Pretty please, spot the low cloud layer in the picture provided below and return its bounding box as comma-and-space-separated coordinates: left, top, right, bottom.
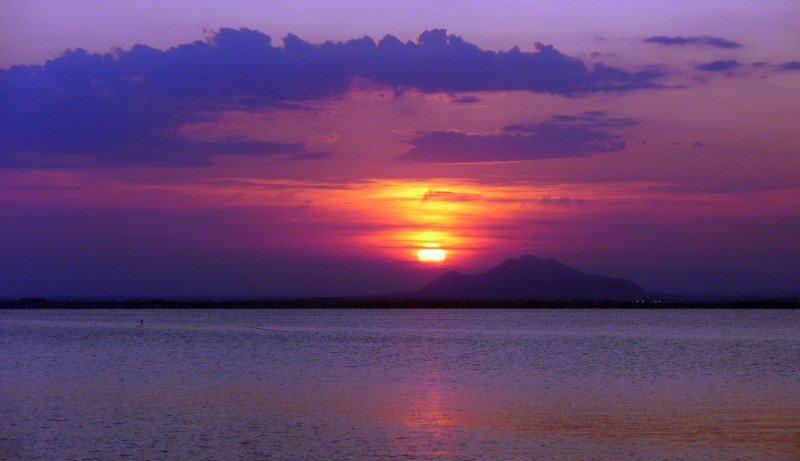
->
696, 60, 741, 72
397, 111, 631, 163
643, 36, 742, 49
0, 28, 663, 166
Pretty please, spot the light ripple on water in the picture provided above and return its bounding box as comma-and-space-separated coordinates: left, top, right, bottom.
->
1, 308, 798, 460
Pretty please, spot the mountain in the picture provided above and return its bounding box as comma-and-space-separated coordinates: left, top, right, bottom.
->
409, 255, 649, 300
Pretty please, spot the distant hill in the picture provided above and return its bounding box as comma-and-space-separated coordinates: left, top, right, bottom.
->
408, 255, 649, 300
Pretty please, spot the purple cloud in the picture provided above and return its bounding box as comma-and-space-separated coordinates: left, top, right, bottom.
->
546, 110, 637, 128
0, 28, 663, 166
452, 95, 480, 103
540, 196, 588, 206
644, 36, 743, 49
397, 112, 630, 163
779, 61, 800, 71
695, 60, 741, 72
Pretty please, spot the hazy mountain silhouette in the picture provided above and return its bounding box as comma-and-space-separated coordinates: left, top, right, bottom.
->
409, 255, 649, 300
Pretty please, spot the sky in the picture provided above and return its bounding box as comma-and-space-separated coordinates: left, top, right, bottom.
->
1, 0, 799, 298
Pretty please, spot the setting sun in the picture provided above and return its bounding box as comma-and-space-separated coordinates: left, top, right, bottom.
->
417, 243, 446, 263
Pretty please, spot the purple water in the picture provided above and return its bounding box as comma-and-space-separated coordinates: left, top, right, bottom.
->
2, 308, 798, 460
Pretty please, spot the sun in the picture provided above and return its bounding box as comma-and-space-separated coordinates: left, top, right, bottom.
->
417, 243, 446, 263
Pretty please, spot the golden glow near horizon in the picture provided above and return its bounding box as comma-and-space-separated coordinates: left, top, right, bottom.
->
357, 180, 498, 263
417, 243, 446, 263
126, 176, 614, 264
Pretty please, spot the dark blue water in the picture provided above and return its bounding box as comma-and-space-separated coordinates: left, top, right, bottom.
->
2, 308, 798, 460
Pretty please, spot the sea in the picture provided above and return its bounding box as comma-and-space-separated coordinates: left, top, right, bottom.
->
1, 308, 798, 460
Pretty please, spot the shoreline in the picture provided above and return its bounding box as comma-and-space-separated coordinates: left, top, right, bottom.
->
2, 297, 798, 309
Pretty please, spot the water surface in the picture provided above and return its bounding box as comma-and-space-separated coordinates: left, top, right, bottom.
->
1, 308, 798, 460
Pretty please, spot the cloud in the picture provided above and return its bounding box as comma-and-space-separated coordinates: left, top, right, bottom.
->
695, 60, 741, 72
308, 132, 341, 145
0, 137, 307, 167
540, 196, 588, 206
368, 30, 662, 94
643, 36, 742, 49
397, 111, 630, 163
1, 28, 663, 166
779, 61, 800, 71
421, 189, 481, 202
546, 110, 637, 128
452, 95, 480, 103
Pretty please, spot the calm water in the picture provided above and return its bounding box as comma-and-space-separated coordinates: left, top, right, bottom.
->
1, 308, 798, 460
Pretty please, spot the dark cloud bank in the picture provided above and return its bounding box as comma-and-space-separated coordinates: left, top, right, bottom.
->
398, 111, 634, 163
0, 28, 662, 165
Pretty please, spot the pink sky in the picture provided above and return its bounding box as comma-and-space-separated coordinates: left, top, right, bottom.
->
1, 1, 799, 297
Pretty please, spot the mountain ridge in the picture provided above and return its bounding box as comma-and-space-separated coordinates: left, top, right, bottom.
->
408, 254, 649, 300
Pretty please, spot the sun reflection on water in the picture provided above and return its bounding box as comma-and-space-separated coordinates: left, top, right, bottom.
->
401, 385, 457, 436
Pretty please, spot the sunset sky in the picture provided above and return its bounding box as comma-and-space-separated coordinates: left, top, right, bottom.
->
2, 1, 799, 298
